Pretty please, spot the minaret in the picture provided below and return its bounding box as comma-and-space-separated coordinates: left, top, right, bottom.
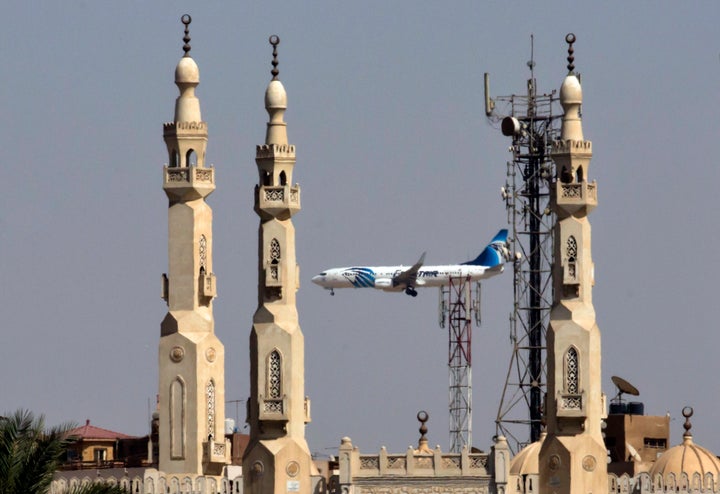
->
539, 34, 607, 494
243, 36, 313, 494
158, 15, 230, 476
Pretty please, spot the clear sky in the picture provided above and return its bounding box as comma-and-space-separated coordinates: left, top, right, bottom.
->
1, 2, 718, 458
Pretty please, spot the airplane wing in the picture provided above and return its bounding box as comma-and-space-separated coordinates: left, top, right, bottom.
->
392, 252, 426, 289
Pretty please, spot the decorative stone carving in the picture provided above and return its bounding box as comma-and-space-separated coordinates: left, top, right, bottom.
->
252, 460, 264, 478
170, 346, 185, 362
286, 461, 300, 477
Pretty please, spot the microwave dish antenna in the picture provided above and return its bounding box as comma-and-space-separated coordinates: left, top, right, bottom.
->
611, 375, 640, 400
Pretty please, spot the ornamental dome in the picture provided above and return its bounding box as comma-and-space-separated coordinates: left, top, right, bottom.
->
175, 56, 200, 85
510, 432, 546, 476
265, 79, 287, 110
559, 75, 582, 106
649, 408, 720, 489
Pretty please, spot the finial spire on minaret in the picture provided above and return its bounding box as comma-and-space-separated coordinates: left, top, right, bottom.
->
682, 406, 694, 439
565, 33, 576, 74
559, 33, 583, 141
181, 14, 192, 57
264, 34, 288, 145
269, 35, 280, 80
415, 411, 432, 454
173, 15, 201, 123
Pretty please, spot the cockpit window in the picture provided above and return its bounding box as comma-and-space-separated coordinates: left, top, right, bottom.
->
319, 272, 327, 276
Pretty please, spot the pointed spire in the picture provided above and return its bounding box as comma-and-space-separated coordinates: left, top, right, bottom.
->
565, 33, 576, 74
182, 14, 192, 57
682, 406, 694, 441
264, 34, 288, 145
270, 35, 280, 80
414, 411, 432, 454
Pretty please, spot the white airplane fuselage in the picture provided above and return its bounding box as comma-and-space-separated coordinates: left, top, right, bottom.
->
312, 229, 509, 296
312, 263, 503, 292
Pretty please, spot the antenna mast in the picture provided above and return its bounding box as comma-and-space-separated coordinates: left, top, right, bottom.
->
439, 278, 481, 452
486, 35, 561, 452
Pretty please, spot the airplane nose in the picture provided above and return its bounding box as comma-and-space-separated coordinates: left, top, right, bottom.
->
311, 274, 323, 285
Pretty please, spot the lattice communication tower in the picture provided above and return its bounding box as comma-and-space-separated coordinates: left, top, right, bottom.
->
484, 44, 562, 452
439, 277, 481, 453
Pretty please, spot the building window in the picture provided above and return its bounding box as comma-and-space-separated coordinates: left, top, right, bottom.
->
565, 347, 579, 394
270, 239, 281, 264
268, 350, 282, 399
566, 236, 577, 262
93, 448, 107, 463
207, 379, 216, 440
644, 438, 667, 449
199, 235, 207, 272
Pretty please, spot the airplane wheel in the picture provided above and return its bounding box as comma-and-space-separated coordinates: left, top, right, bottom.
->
411, 290, 418, 297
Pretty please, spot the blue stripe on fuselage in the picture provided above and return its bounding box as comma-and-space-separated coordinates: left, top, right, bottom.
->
343, 267, 376, 288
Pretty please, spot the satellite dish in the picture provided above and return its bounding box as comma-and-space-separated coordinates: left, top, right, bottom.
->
612, 375, 640, 397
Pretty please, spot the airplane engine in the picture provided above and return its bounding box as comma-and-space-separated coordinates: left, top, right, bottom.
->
374, 278, 392, 289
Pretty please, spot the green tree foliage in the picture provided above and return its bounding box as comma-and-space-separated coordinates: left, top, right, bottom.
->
0, 410, 127, 494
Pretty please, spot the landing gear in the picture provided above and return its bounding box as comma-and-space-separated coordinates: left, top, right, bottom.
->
405, 287, 418, 297
330, 289, 335, 296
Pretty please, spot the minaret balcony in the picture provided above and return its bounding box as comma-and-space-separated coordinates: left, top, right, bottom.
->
163, 165, 215, 201
258, 394, 288, 422
200, 273, 217, 299
255, 184, 301, 219
556, 392, 586, 418
554, 180, 597, 214
202, 438, 231, 468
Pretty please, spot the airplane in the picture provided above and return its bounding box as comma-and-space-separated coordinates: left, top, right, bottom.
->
311, 229, 510, 297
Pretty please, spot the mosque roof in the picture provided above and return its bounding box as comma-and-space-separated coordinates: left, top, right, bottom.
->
65, 419, 136, 441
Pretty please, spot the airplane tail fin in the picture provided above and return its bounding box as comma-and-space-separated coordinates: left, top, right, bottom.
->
462, 229, 509, 267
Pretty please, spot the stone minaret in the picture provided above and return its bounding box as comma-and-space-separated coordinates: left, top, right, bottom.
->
243, 36, 313, 494
158, 15, 230, 476
539, 34, 607, 494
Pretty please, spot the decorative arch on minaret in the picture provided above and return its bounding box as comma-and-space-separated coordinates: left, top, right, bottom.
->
564, 346, 579, 394
565, 235, 578, 283
170, 149, 180, 168
560, 166, 572, 184
186, 149, 197, 166
170, 376, 186, 459
267, 349, 283, 399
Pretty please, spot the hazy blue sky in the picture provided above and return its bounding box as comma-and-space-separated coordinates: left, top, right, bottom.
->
1, 2, 719, 458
